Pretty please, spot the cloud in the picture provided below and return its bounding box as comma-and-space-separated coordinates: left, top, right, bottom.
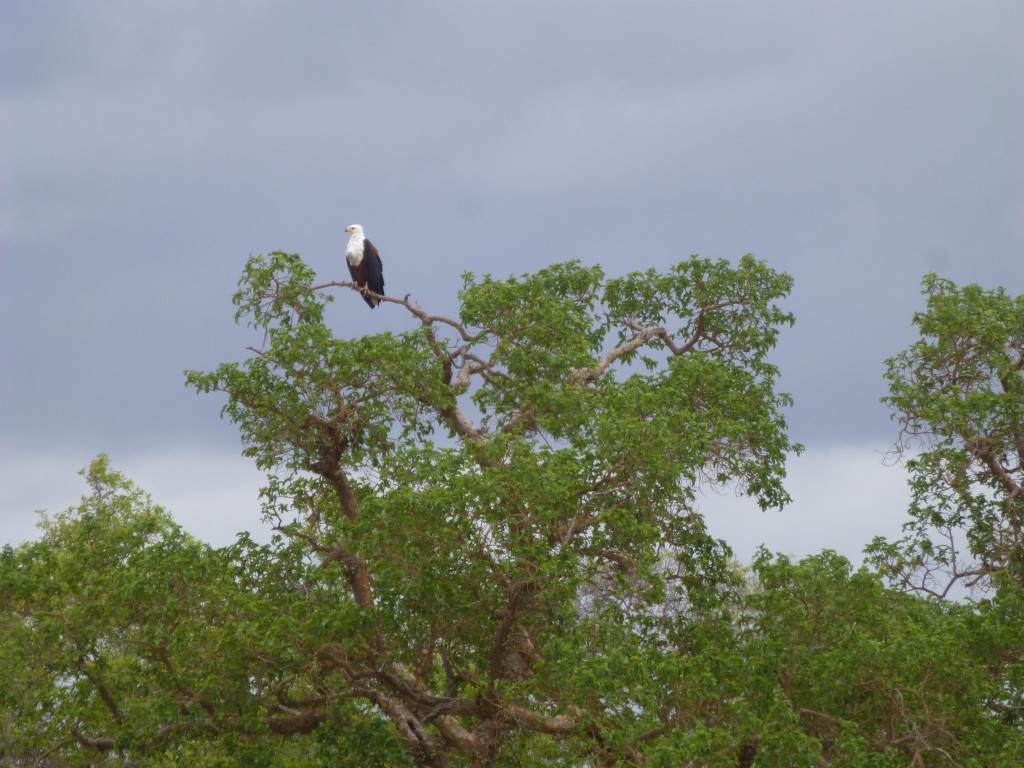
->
0, 444, 267, 549
2, 2, 1019, 541
701, 442, 911, 565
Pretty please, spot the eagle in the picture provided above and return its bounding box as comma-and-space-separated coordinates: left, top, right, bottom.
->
344, 224, 385, 308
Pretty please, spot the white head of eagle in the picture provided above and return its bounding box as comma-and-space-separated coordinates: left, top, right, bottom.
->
345, 224, 385, 309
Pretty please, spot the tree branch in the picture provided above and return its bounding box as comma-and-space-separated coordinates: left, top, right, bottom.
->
73, 730, 116, 751
267, 710, 332, 736
573, 300, 739, 383
77, 661, 125, 724
573, 323, 668, 383
312, 280, 478, 342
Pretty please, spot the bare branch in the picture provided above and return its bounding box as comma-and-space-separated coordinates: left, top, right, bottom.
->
573, 323, 668, 383
573, 300, 741, 383
386, 663, 481, 756
503, 704, 578, 735
73, 730, 116, 751
312, 280, 478, 342
267, 710, 332, 736
319, 281, 489, 443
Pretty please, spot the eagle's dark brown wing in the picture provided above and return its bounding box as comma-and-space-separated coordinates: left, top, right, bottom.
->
359, 238, 385, 308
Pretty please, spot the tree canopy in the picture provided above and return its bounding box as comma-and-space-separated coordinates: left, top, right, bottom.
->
870, 275, 1024, 596
2, 259, 1022, 767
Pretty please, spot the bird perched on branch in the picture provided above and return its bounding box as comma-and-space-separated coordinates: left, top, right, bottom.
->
345, 224, 385, 308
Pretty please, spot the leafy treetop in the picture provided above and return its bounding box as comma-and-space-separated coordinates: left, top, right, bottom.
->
871, 275, 1024, 597
182, 252, 799, 764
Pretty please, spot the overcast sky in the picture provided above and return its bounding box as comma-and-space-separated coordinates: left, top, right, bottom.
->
2, 2, 1021, 561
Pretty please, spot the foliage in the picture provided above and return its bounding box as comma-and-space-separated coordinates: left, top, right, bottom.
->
4, 259, 1024, 765
869, 275, 1024, 596
0, 456, 411, 767
745, 550, 1024, 767
181, 252, 800, 765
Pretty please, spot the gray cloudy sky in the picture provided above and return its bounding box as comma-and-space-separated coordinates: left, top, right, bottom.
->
2, 2, 1021, 556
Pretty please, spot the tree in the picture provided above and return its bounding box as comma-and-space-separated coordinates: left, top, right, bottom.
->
180, 252, 799, 765
7, 468, 1022, 766
4, 260, 1024, 765
869, 275, 1024, 597
743, 549, 1024, 767
0, 456, 414, 767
